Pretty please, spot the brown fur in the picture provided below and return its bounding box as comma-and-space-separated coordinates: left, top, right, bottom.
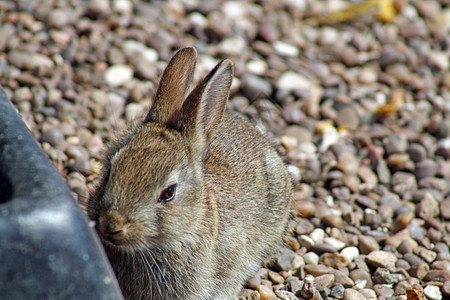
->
87, 47, 292, 300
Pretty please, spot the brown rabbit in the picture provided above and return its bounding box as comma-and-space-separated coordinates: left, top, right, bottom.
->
87, 47, 292, 300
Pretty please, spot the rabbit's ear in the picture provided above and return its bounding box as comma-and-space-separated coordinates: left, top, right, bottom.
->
176, 58, 234, 149
144, 47, 197, 126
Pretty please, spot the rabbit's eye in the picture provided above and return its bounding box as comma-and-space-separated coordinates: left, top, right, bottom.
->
159, 184, 176, 202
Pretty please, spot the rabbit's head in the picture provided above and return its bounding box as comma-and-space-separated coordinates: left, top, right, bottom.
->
88, 47, 234, 252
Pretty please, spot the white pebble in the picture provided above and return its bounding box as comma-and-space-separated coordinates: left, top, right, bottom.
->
123, 40, 158, 63
188, 12, 207, 27
303, 252, 319, 265
273, 41, 299, 57
340, 247, 360, 262
104, 64, 133, 87
324, 237, 346, 251
217, 36, 246, 56
298, 235, 315, 248
112, 0, 133, 14
423, 285, 442, 300
246, 60, 267, 75
319, 125, 339, 152
287, 164, 301, 183
222, 1, 246, 18
310, 228, 325, 244
277, 71, 313, 91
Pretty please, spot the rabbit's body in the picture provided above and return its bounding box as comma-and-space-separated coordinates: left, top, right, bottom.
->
88, 48, 292, 300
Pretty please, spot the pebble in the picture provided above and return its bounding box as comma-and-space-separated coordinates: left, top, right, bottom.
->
372, 284, 394, 298
414, 159, 437, 180
257, 285, 276, 300
358, 236, 380, 254
424, 270, 450, 283
366, 251, 397, 272
104, 64, 133, 86
273, 41, 299, 58
309, 228, 325, 244
321, 215, 344, 228
323, 237, 346, 251
350, 269, 373, 288
407, 143, 427, 162
343, 288, 368, 300
241, 74, 273, 100
336, 106, 359, 130
417, 192, 440, 219
40, 128, 65, 148
423, 285, 443, 300
408, 263, 430, 280
330, 285, 345, 298
277, 71, 314, 91
340, 247, 359, 263
337, 152, 359, 175
320, 253, 349, 268
303, 252, 320, 265
314, 274, 335, 290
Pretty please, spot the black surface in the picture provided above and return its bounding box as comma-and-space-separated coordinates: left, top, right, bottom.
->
0, 86, 123, 299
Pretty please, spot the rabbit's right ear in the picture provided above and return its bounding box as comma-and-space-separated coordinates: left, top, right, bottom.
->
144, 47, 197, 126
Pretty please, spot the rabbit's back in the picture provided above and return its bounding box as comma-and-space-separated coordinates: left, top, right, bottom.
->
204, 111, 292, 294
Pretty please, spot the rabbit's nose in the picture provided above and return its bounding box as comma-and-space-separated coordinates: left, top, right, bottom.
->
99, 211, 127, 243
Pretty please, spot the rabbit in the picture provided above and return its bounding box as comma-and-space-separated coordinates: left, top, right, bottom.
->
87, 47, 293, 300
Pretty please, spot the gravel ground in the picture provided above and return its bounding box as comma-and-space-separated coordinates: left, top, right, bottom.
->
1, 0, 449, 299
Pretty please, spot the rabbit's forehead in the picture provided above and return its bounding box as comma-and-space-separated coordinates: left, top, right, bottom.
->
107, 126, 188, 199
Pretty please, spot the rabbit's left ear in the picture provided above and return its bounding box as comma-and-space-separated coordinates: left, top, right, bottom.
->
144, 47, 197, 126
176, 58, 234, 147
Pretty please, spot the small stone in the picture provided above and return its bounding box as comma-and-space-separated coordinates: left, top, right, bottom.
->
372, 284, 394, 298
423, 285, 443, 300
408, 263, 430, 280
440, 198, 450, 219
320, 253, 349, 268
321, 215, 344, 228
48, 9, 70, 28
329, 269, 354, 287
414, 159, 437, 180
274, 248, 297, 272
358, 165, 378, 186
350, 269, 373, 289
287, 277, 304, 294
268, 270, 284, 285
246, 272, 261, 290
442, 281, 450, 297
385, 134, 408, 155
343, 288, 368, 300
258, 285, 276, 300
391, 212, 414, 232
303, 252, 320, 265
415, 247, 437, 264
336, 106, 359, 130
304, 264, 332, 277
359, 288, 377, 300
275, 290, 298, 300
340, 247, 360, 263
104, 64, 133, 87
273, 41, 299, 57
373, 268, 397, 284
241, 74, 272, 100
310, 228, 325, 244
283, 126, 313, 144
41, 128, 65, 148
277, 71, 313, 91
314, 274, 335, 290
337, 152, 359, 175
358, 236, 380, 254
358, 67, 378, 84
366, 251, 397, 272
424, 270, 450, 283
295, 219, 315, 235
330, 285, 345, 298
217, 36, 246, 55
323, 237, 346, 251
408, 143, 427, 163
417, 192, 440, 219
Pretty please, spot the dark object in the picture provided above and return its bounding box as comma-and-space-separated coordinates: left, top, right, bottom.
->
0, 86, 123, 299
